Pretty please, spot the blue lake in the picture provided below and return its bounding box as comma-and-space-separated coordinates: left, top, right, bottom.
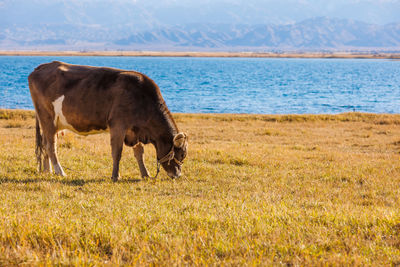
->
0, 56, 399, 114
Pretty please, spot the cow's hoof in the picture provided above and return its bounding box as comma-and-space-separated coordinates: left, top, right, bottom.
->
111, 176, 119, 182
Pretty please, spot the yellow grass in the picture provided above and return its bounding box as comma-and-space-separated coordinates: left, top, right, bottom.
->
1, 109, 400, 265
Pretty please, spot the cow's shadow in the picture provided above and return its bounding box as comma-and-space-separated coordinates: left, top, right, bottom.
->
0, 176, 143, 186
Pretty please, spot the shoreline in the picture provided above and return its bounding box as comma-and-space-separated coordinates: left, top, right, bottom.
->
0, 108, 400, 119
1, 50, 400, 59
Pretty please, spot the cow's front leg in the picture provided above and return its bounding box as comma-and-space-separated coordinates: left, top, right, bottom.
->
110, 129, 124, 182
133, 143, 150, 178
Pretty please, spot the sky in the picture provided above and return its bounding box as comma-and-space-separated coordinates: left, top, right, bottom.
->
0, 0, 399, 29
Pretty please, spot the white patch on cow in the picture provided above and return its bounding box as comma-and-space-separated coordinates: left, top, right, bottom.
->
52, 95, 109, 136
52, 95, 74, 130
58, 65, 68, 71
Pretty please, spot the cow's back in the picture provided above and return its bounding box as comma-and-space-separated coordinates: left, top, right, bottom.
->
28, 61, 145, 134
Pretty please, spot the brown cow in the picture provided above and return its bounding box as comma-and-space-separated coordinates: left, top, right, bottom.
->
28, 61, 188, 181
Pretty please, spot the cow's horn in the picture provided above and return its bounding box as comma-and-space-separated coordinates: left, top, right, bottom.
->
173, 132, 187, 148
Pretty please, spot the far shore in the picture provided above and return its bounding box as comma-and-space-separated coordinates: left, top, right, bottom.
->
1, 50, 400, 59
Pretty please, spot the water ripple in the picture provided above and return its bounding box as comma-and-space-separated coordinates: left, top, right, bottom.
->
0, 56, 399, 114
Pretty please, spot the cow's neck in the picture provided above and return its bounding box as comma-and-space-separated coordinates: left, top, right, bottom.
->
149, 103, 178, 160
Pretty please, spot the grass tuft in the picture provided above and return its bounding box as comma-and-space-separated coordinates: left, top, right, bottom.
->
0, 109, 35, 120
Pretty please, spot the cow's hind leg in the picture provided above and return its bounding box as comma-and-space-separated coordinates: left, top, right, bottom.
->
35, 109, 61, 175
35, 115, 52, 173
42, 138, 52, 173
44, 133, 66, 176
133, 143, 150, 178
43, 154, 52, 173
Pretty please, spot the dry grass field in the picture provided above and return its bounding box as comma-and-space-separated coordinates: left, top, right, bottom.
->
1, 109, 400, 265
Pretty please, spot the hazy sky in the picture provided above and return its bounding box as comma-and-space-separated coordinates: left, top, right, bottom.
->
1, 0, 399, 28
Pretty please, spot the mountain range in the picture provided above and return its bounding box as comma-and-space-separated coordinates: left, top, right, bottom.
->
114, 18, 400, 51
1, 17, 400, 51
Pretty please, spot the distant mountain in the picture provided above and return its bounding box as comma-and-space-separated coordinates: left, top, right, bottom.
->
114, 18, 400, 50
1, 17, 400, 51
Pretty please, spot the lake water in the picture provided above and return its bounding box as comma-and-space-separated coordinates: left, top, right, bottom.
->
0, 56, 399, 114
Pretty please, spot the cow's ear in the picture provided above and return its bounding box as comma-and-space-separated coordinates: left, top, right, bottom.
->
173, 132, 187, 148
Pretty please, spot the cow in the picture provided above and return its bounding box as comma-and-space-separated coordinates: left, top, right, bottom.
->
28, 61, 188, 181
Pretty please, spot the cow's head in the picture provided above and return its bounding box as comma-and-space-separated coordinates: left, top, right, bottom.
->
159, 132, 188, 178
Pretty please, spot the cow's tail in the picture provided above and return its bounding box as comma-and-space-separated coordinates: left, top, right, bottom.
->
35, 115, 43, 171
